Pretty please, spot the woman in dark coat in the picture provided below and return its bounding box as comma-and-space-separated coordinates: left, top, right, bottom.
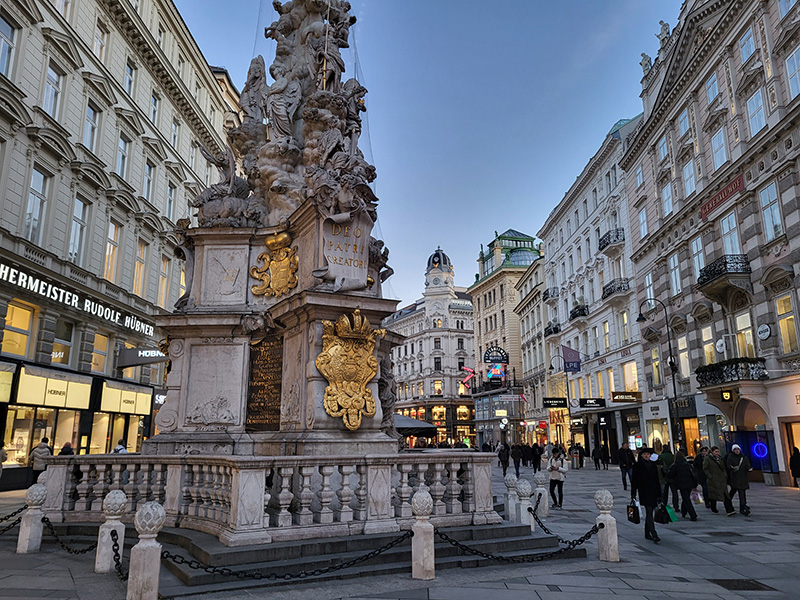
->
667, 451, 698, 521
498, 443, 510, 477
703, 446, 735, 515
631, 447, 662, 543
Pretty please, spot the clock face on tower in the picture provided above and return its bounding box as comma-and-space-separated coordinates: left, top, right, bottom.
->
433, 277, 440, 285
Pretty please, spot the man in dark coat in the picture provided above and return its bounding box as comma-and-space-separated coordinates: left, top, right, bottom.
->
790, 446, 800, 488
531, 442, 541, 473
601, 444, 610, 470
703, 446, 736, 515
498, 443, 510, 477
693, 446, 711, 508
725, 444, 752, 515
658, 444, 678, 509
592, 446, 602, 470
511, 444, 523, 478
631, 447, 662, 543
577, 443, 586, 468
618, 442, 635, 491
522, 443, 533, 468
667, 451, 698, 520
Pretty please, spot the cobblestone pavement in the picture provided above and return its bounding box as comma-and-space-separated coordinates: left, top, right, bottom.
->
1, 460, 797, 599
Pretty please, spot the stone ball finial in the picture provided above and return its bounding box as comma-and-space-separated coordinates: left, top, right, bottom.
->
134, 501, 166, 536
515, 478, 532, 500
504, 473, 518, 490
533, 472, 548, 488
594, 489, 614, 514
411, 489, 433, 517
103, 490, 128, 519
25, 483, 47, 508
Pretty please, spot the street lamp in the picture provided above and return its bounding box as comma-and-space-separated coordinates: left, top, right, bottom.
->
637, 297, 683, 452
549, 354, 574, 446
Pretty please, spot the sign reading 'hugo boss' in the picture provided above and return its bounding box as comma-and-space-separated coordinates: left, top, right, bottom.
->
542, 396, 568, 408
483, 345, 509, 364
580, 397, 606, 409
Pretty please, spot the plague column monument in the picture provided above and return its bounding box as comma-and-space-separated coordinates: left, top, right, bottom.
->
147, 0, 397, 456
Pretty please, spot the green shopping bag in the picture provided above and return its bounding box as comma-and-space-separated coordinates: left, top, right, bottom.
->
665, 504, 679, 522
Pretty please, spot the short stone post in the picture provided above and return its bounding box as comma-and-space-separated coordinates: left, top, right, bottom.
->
126, 501, 166, 600
515, 478, 532, 529
503, 473, 518, 521
594, 489, 619, 562
533, 472, 549, 519
411, 487, 435, 580
16, 483, 46, 554
95, 490, 127, 573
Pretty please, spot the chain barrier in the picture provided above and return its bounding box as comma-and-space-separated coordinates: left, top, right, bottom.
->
159, 530, 413, 582
41, 516, 98, 555
527, 495, 572, 544
109, 530, 128, 582
0, 517, 21, 536
0, 505, 27, 523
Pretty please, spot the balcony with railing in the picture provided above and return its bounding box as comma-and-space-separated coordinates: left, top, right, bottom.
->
544, 322, 561, 337
696, 254, 752, 305
695, 357, 768, 388
569, 304, 589, 322
598, 228, 625, 256
601, 278, 631, 302
543, 287, 559, 304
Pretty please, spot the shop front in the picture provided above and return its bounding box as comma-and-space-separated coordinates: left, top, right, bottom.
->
644, 400, 671, 453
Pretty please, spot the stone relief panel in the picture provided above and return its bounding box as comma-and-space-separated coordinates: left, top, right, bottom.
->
235, 470, 266, 528
185, 343, 245, 431
201, 247, 250, 305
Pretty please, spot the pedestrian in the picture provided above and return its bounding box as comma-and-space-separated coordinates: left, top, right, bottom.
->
58, 442, 75, 456
577, 443, 586, 468
592, 446, 601, 470
544, 441, 553, 460
631, 447, 661, 543
703, 446, 736, 516
601, 444, 610, 470
725, 444, 752, 515
667, 451, 698, 521
481, 441, 491, 453
547, 447, 568, 508
113, 439, 128, 454
522, 443, 532, 468
618, 441, 635, 491
658, 444, 678, 509
790, 446, 800, 488
0, 441, 6, 482
531, 442, 541, 473
693, 446, 711, 508
511, 444, 522, 478
29, 437, 52, 483
498, 442, 510, 477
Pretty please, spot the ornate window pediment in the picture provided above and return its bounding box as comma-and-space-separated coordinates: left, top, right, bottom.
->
736, 62, 765, 97
772, 13, 800, 58
0, 75, 32, 130
41, 28, 83, 70
761, 263, 795, 294
6, 0, 43, 24
165, 160, 186, 181
702, 103, 728, 132
82, 72, 117, 108
142, 136, 167, 161
677, 135, 695, 161
114, 107, 144, 136
135, 212, 162, 234
25, 122, 76, 163
72, 160, 111, 190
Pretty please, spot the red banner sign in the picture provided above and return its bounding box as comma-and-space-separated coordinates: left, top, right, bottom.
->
701, 174, 744, 220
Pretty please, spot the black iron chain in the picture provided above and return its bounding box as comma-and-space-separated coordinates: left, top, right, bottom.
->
159, 530, 414, 582
41, 516, 98, 555
527, 496, 573, 544
109, 530, 128, 582
0, 517, 21, 536
0, 505, 27, 523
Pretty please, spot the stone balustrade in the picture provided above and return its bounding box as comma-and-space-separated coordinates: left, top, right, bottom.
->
42, 452, 499, 546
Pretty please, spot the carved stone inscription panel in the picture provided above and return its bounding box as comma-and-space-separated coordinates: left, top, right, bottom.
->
185, 343, 244, 430
246, 337, 283, 431
201, 247, 249, 305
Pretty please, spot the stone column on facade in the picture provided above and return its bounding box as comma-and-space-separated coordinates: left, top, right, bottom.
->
75, 323, 99, 373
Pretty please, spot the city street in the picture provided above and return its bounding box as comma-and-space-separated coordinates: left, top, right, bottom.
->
0, 459, 797, 599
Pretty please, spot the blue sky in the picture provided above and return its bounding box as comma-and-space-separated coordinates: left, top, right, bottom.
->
175, 0, 684, 307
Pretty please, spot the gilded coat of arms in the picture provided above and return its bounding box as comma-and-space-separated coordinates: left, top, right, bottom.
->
250, 232, 299, 297
315, 309, 385, 431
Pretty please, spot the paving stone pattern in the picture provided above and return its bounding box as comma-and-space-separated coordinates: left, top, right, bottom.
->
1, 460, 797, 599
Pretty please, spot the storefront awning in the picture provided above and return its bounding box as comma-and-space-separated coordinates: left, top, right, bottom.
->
16, 365, 91, 409
0, 361, 16, 403
101, 381, 152, 415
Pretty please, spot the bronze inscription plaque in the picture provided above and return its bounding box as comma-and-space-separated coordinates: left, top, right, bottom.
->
246, 337, 283, 431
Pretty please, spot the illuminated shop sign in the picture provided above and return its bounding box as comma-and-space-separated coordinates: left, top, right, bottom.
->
17, 365, 91, 409
100, 382, 152, 415
0, 362, 15, 403
487, 363, 505, 378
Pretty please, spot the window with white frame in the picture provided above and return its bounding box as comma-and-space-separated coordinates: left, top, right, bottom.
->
43, 63, 62, 118
157, 24, 165, 49
721, 210, 740, 254
759, 181, 783, 242
639, 208, 648, 239
602, 321, 610, 352
746, 89, 766, 135
171, 119, 180, 147
177, 54, 185, 79
623, 360, 639, 392
104, 220, 120, 282
635, 164, 643, 187
651, 346, 662, 386
702, 325, 715, 365
93, 21, 107, 61
54, 0, 70, 16
706, 72, 719, 104
149, 93, 159, 123
668, 252, 681, 295
166, 182, 176, 220
678, 108, 690, 136
776, 294, 799, 354
677, 335, 690, 378
124, 60, 135, 94
0, 15, 16, 78
787, 45, 800, 98
739, 27, 755, 63
662, 182, 673, 216
133, 240, 147, 297
683, 160, 696, 196
644, 273, 655, 309
158, 256, 170, 308
143, 161, 155, 201
621, 311, 629, 343
91, 333, 109, 373
735, 311, 755, 358
68, 198, 87, 265
24, 167, 48, 244
691, 235, 705, 278
658, 135, 668, 161
712, 127, 727, 170
83, 102, 99, 151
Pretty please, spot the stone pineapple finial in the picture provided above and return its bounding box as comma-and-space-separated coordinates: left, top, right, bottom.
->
102, 490, 128, 519
594, 489, 614, 515
411, 488, 433, 518
504, 473, 518, 490
134, 501, 166, 537
515, 478, 532, 500
533, 471, 548, 489
25, 483, 47, 508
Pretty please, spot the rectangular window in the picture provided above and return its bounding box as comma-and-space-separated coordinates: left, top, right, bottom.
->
93, 21, 107, 61
651, 346, 662, 386
683, 161, 696, 196
68, 198, 87, 265
91, 333, 109, 373
596, 371, 604, 398
621, 311, 629, 343
457, 337, 464, 350
24, 168, 47, 244
43, 64, 62, 118
623, 361, 639, 392
104, 221, 120, 282
644, 273, 655, 309
635, 165, 643, 187
662, 182, 673, 216
55, 0, 70, 16
434, 357, 442, 371
171, 119, 180, 147
602, 320, 610, 352
712, 127, 727, 170
189, 143, 196, 170
157, 24, 165, 49
607, 367, 615, 393
143, 161, 155, 201
177, 54, 185, 79
678, 109, 690, 136
777, 294, 799, 354
166, 182, 176, 220
592, 326, 599, 355
658, 135, 668, 161
1, 303, 33, 357
780, 0, 799, 17
706, 72, 719, 104
735, 312, 755, 358
158, 256, 170, 308
133, 240, 147, 297
434, 338, 441, 350
639, 208, 648, 239
721, 210, 740, 254
179, 265, 186, 298
669, 252, 681, 295
0, 15, 16, 78
678, 335, 690, 378
702, 326, 715, 365
787, 45, 800, 99
149, 93, 159, 123
51, 319, 74, 365
747, 89, 766, 135
83, 102, 99, 151
116, 134, 130, 179
739, 27, 755, 63
759, 182, 783, 242
691, 235, 705, 278
124, 61, 135, 94
433, 380, 443, 396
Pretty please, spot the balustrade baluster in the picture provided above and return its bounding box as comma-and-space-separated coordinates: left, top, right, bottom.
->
94, 464, 111, 512
109, 463, 124, 492
191, 464, 204, 517
295, 465, 314, 525
395, 463, 413, 518
444, 461, 462, 514
460, 460, 475, 512
75, 463, 93, 511
335, 464, 354, 522
315, 465, 335, 524
152, 464, 166, 504
199, 465, 213, 519
138, 463, 152, 504
353, 464, 368, 520
429, 462, 446, 515
181, 464, 194, 516
274, 466, 294, 527
123, 463, 140, 512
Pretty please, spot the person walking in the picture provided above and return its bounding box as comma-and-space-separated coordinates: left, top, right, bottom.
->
113, 439, 128, 454
601, 444, 610, 470
58, 442, 75, 456
725, 444, 752, 515
511, 444, 522, 478
592, 446, 602, 470
29, 437, 52, 483
618, 442, 635, 491
658, 444, 678, 509
694, 446, 711, 508
531, 442, 541, 474
498, 442, 510, 477
790, 446, 800, 488
667, 451, 698, 521
631, 447, 661, 543
704, 446, 736, 516
547, 447, 568, 508
522, 443, 532, 468
577, 443, 586, 469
